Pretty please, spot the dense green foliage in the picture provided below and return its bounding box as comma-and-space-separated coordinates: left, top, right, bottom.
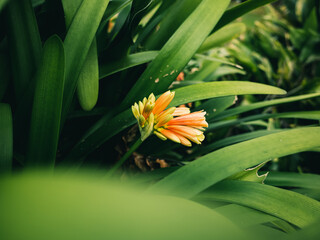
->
0, 0, 319, 239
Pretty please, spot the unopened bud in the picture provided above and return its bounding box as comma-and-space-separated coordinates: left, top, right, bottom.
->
131, 103, 140, 119
138, 115, 146, 127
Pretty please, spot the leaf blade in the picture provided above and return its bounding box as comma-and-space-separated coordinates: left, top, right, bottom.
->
26, 35, 65, 167
149, 127, 320, 198
197, 180, 320, 228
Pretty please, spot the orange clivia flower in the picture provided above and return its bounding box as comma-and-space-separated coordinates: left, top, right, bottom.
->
132, 90, 208, 146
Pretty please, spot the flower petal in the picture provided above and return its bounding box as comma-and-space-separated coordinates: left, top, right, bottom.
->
152, 91, 175, 115
173, 107, 190, 116
158, 129, 180, 144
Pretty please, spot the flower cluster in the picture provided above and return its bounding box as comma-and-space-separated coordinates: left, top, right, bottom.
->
132, 91, 208, 146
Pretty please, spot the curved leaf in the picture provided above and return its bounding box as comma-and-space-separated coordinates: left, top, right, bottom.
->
99, 51, 158, 79
196, 180, 320, 228
265, 172, 320, 190
208, 111, 320, 131
169, 81, 286, 107
62, 0, 110, 119
186, 130, 284, 161
213, 0, 277, 32
149, 127, 320, 198
213, 93, 320, 121
62, 0, 99, 111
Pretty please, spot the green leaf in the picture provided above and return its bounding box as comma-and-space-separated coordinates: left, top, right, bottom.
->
76, 39, 99, 111
186, 130, 284, 161
208, 111, 320, 131
26, 35, 65, 167
121, 0, 231, 109
169, 81, 286, 107
0, 171, 250, 240
214, 204, 279, 228
287, 219, 320, 240
62, 0, 110, 119
0, 104, 12, 173
65, 81, 285, 164
198, 23, 246, 53
213, 0, 277, 32
265, 172, 320, 190
213, 93, 320, 121
194, 96, 236, 121
149, 127, 320, 198
4, 0, 42, 102
61, 0, 82, 27
195, 180, 320, 228
210, 66, 246, 81
144, 0, 202, 50
62, 0, 100, 111
99, 51, 158, 79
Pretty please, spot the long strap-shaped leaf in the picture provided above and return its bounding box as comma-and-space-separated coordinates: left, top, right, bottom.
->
149, 127, 320, 198
144, 0, 202, 50
99, 51, 158, 79
121, 0, 231, 109
169, 81, 286, 107
26, 36, 65, 167
62, 0, 100, 111
208, 111, 320, 131
0, 104, 12, 173
196, 180, 320, 228
213, 93, 320, 121
265, 172, 320, 190
4, 0, 42, 102
186, 130, 284, 161
64, 81, 285, 164
213, 0, 277, 32
62, 0, 110, 118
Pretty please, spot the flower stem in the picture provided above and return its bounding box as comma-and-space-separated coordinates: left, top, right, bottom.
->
107, 138, 143, 176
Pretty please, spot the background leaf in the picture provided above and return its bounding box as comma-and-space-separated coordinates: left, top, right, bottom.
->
26, 35, 65, 167
198, 22, 246, 53
4, 0, 42, 102
0, 171, 250, 240
214, 0, 277, 31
